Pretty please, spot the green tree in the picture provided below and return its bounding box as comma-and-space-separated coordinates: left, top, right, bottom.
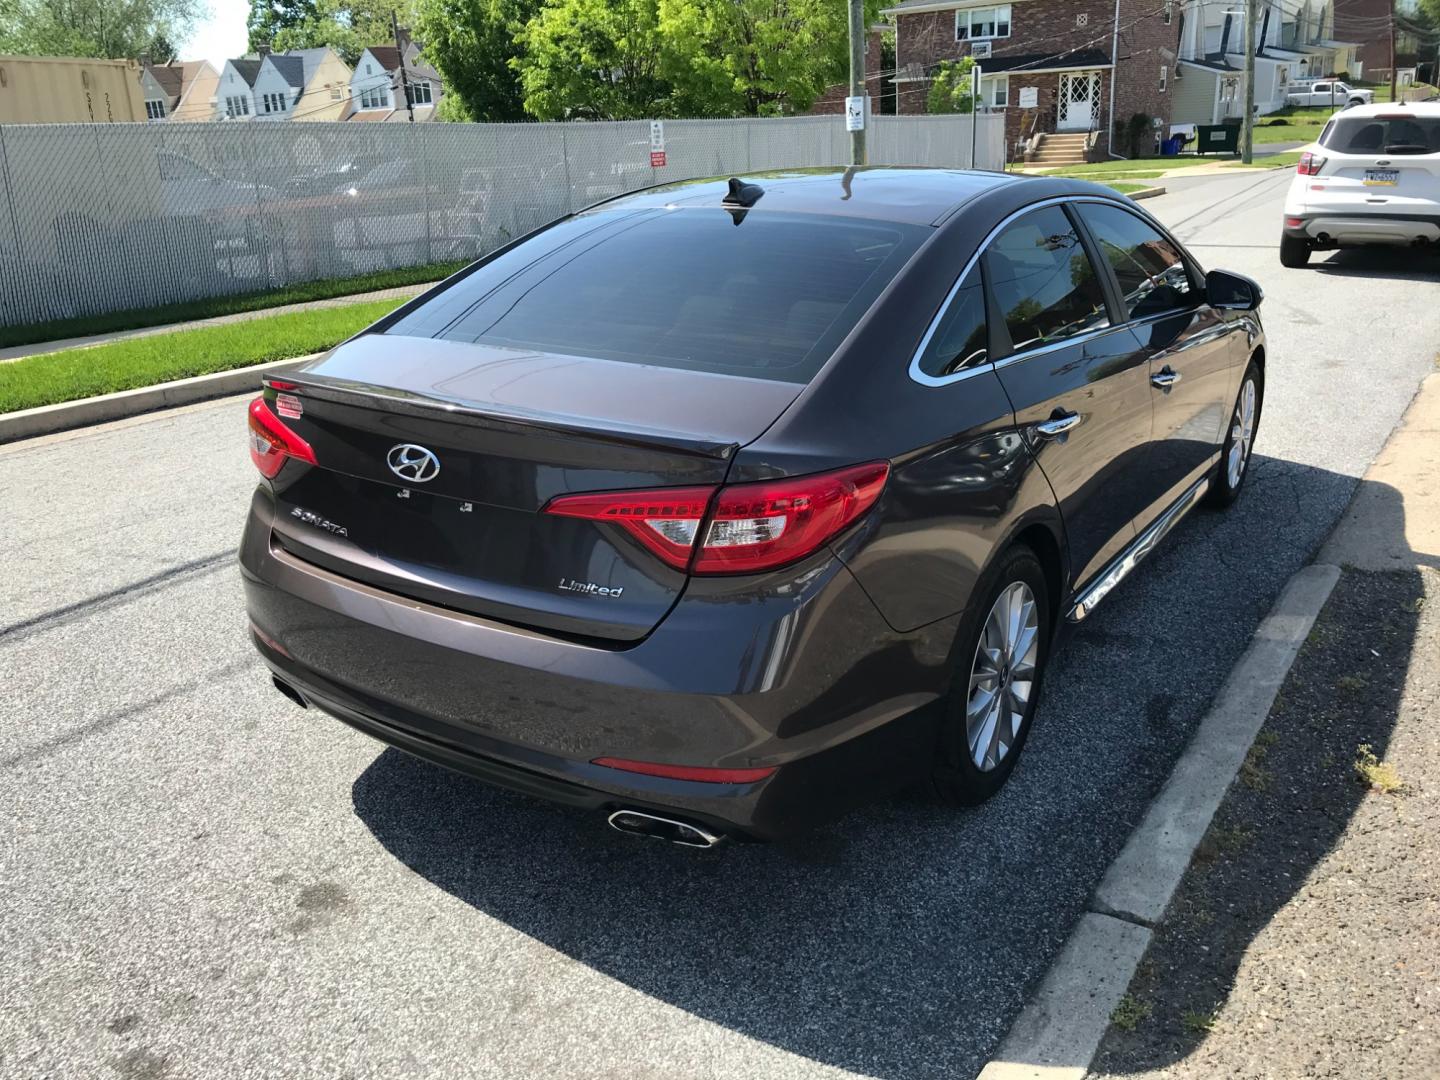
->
0, 0, 199, 59
927, 57, 976, 114
247, 0, 400, 65
412, 0, 536, 121
512, 0, 671, 120
657, 0, 870, 116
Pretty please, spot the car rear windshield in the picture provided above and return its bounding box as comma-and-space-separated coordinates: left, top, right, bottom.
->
384, 209, 927, 383
1321, 115, 1440, 155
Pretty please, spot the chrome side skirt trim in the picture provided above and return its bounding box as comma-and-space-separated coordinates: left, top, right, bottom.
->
1067, 474, 1210, 623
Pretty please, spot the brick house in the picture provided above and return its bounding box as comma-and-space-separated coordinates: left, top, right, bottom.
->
879, 0, 1183, 160
810, 28, 890, 116
1335, 0, 1423, 84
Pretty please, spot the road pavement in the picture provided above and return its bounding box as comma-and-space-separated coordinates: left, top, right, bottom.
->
3, 170, 1438, 1080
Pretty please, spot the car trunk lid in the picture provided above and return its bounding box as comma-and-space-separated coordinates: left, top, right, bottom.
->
264, 333, 802, 642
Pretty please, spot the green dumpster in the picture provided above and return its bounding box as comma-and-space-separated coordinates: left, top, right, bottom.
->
1196, 124, 1240, 155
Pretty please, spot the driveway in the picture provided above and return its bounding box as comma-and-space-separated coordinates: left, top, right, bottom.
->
3, 169, 1438, 1080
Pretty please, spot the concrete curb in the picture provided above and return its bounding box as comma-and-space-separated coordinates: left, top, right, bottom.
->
0, 355, 315, 445
1126, 186, 1166, 200
976, 561, 1342, 1079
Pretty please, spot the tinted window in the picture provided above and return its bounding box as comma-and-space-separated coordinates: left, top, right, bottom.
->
1077, 203, 1198, 319
918, 266, 987, 377
387, 209, 927, 383
986, 205, 1109, 354
1322, 115, 1440, 155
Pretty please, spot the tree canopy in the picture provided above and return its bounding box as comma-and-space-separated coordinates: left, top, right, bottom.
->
926, 58, 977, 114
412, 0, 538, 121
0, 0, 198, 60
246, 0, 401, 65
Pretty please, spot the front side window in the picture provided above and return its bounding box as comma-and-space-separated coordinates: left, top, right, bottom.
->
956, 4, 1012, 41
918, 265, 988, 377
982, 74, 1009, 108
1077, 202, 1197, 320
985, 205, 1109, 355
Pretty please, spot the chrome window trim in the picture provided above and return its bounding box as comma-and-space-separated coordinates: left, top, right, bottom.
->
909, 194, 1151, 389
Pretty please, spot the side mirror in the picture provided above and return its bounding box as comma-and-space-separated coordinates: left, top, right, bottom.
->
1206, 268, 1264, 311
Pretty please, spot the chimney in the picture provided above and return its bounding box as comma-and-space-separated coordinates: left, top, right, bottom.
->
395, 25, 412, 53
257, 42, 271, 58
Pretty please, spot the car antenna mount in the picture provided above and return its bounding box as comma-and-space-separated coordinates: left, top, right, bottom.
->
723, 178, 764, 208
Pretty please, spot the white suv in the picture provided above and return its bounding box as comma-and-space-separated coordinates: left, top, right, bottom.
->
1281, 102, 1440, 267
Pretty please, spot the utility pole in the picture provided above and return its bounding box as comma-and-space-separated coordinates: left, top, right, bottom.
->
392, 10, 415, 123
1242, 0, 1256, 164
1390, 0, 1400, 104
848, 0, 866, 165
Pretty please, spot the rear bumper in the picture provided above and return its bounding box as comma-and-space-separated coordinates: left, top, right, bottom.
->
240, 488, 956, 839
1284, 212, 1440, 246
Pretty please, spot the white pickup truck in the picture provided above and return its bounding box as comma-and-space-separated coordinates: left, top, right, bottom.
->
1286, 81, 1375, 108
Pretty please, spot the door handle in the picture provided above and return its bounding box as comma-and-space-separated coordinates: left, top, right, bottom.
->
1151, 367, 1182, 389
1034, 411, 1083, 439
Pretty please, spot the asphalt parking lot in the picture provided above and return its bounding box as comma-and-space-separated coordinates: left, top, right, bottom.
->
3, 168, 1438, 1080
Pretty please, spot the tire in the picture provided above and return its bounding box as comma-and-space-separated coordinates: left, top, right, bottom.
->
1207, 360, 1263, 508
931, 546, 1052, 805
1279, 234, 1311, 267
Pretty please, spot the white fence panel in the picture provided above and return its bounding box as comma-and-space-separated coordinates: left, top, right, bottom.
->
0, 113, 1007, 329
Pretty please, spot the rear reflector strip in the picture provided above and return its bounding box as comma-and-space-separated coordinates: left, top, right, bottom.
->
593, 757, 777, 784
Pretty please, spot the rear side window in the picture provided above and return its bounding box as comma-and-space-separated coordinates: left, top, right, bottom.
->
917, 265, 987, 377
1322, 115, 1440, 155
387, 209, 927, 383
986, 205, 1109, 355
1076, 203, 1198, 319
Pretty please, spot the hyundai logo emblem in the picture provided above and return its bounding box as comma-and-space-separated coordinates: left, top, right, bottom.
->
387, 443, 441, 483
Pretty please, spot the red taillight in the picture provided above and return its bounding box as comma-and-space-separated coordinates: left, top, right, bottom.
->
1284, 216, 1305, 228
543, 461, 889, 575
248, 396, 316, 478
592, 757, 776, 784
1297, 151, 1325, 176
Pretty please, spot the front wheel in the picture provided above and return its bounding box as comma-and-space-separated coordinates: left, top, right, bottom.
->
932, 547, 1051, 805
1207, 361, 1263, 508
1279, 234, 1311, 267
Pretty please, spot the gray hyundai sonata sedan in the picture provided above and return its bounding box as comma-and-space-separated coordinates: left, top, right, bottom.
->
241, 167, 1266, 846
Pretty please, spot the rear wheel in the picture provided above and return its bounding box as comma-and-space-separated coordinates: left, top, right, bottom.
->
1279, 234, 1311, 267
932, 547, 1051, 805
1207, 360, 1263, 508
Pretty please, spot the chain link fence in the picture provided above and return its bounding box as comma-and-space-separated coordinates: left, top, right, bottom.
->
0, 114, 1005, 329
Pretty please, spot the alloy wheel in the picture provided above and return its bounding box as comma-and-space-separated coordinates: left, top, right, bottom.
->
1227, 377, 1257, 488
966, 581, 1039, 772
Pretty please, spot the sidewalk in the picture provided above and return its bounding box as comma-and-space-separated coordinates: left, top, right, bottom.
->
0, 284, 427, 364
1086, 374, 1440, 1080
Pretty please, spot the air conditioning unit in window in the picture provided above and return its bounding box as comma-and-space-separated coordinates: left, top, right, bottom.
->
972, 41, 992, 59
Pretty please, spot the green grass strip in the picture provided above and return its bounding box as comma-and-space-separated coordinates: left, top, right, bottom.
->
0, 298, 405, 414
0, 261, 466, 350
1103, 182, 1152, 195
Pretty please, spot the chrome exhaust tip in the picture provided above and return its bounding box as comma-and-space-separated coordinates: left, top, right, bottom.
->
608, 809, 723, 849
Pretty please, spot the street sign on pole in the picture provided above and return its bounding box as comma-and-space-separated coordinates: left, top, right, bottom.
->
649, 120, 666, 167
845, 96, 866, 132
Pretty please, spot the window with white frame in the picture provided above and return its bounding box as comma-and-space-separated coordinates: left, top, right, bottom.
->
224, 94, 250, 118
359, 84, 391, 109
1159, 65, 1168, 93
981, 73, 1009, 108
145, 99, 167, 120
262, 92, 289, 113
406, 80, 433, 106
1162, 1, 1173, 24
955, 5, 1011, 42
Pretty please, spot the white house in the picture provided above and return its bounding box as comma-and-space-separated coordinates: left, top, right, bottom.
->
215, 57, 263, 119
1170, 0, 1360, 127
346, 35, 444, 121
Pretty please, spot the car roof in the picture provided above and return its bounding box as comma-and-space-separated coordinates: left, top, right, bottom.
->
1335, 101, 1440, 118
583, 166, 1045, 226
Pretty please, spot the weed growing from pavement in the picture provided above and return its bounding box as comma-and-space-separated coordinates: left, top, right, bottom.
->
1335, 674, 1370, 692
1182, 1009, 1219, 1034
1354, 744, 1404, 794
1111, 995, 1151, 1032
1240, 743, 1272, 791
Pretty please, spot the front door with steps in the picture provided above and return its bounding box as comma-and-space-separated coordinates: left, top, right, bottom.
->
1058, 71, 1102, 132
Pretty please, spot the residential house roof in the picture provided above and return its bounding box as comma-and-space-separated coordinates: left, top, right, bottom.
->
367, 45, 404, 72
879, 0, 973, 13
282, 47, 334, 86
229, 58, 263, 87
267, 54, 305, 88
146, 64, 184, 109
893, 49, 1114, 81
